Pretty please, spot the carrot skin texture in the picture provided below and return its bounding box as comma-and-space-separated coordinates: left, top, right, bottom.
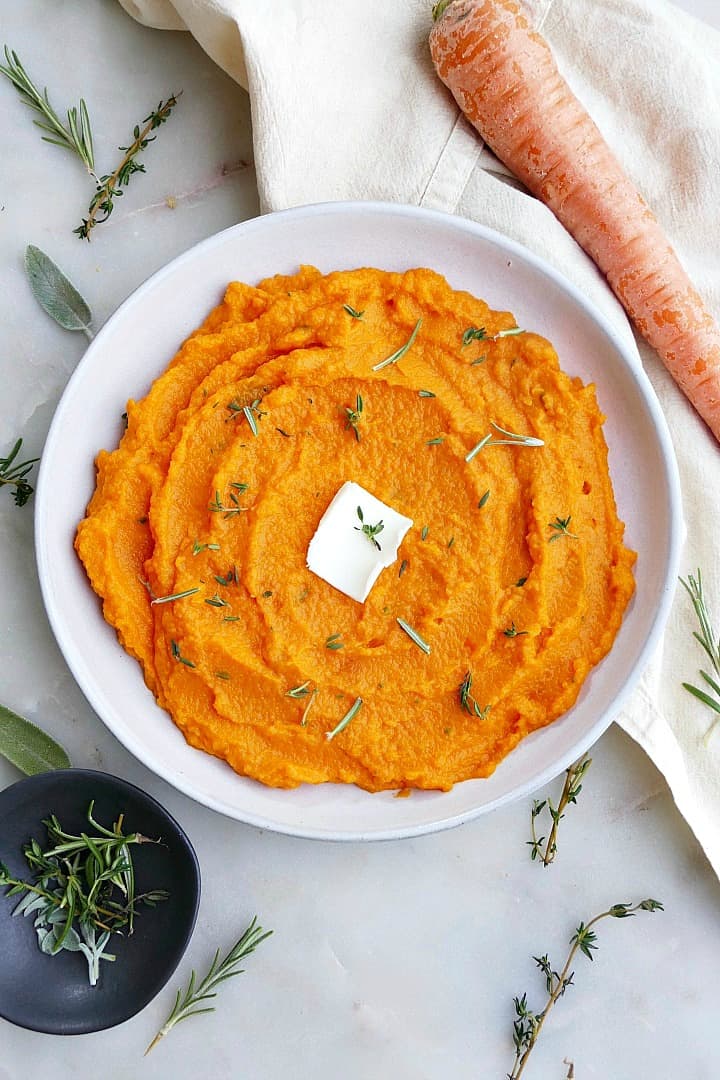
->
430, 0, 720, 441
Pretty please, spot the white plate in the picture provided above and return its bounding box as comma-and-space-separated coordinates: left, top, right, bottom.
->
35, 202, 683, 841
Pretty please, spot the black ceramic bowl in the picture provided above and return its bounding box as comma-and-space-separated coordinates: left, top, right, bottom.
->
0, 769, 201, 1034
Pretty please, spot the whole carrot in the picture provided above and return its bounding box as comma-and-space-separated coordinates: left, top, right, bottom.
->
430, 0, 720, 442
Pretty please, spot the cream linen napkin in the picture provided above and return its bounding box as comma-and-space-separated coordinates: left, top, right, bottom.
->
120, 0, 720, 873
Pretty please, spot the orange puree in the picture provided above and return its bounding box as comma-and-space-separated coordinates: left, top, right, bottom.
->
75, 266, 635, 791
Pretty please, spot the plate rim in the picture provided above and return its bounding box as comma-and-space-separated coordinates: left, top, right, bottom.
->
34, 199, 684, 842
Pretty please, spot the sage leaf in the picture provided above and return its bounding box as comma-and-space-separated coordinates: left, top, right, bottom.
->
24, 245, 93, 338
0, 703, 71, 775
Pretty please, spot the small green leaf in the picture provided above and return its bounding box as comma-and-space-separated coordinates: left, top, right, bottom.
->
0, 703, 71, 775
24, 246, 93, 337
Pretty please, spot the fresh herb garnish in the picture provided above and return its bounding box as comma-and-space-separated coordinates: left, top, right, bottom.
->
458, 671, 490, 720
343, 304, 364, 319
25, 246, 94, 337
680, 570, 720, 743
447, 537, 455, 548
286, 680, 312, 699
418, 389, 436, 398
0, 438, 38, 507
325, 697, 363, 741
470, 355, 487, 366
421, 525, 429, 541
0, 47, 95, 172
0, 703, 70, 775
209, 489, 247, 518
507, 899, 663, 1079
462, 326, 487, 346
528, 755, 592, 866
548, 515, 578, 542
427, 436, 444, 445
325, 634, 344, 651
170, 640, 196, 668
354, 506, 384, 550
503, 622, 528, 638
372, 318, 422, 372
399, 559, 408, 577
192, 539, 221, 556
150, 587, 199, 606
466, 422, 544, 461
0, 802, 168, 987
146, 917, 272, 1054
478, 490, 490, 509
344, 394, 363, 441
75, 94, 181, 240
215, 671, 231, 681
396, 618, 431, 654
516, 576, 528, 587
204, 593, 230, 609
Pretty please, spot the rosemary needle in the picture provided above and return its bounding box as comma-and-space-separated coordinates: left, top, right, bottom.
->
325, 697, 363, 741
372, 318, 422, 372
146, 917, 272, 1054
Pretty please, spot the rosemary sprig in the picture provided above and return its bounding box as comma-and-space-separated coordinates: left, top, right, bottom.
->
548, 516, 578, 542
507, 899, 663, 1079
354, 506, 384, 550
150, 587, 199, 606
0, 802, 167, 986
0, 47, 95, 172
680, 570, 720, 744
75, 93, 181, 240
326, 697, 363, 741
372, 318, 422, 372
466, 422, 544, 462
344, 395, 363, 441
528, 755, 592, 866
458, 671, 490, 720
396, 618, 431, 655
146, 917, 272, 1054
0, 438, 38, 507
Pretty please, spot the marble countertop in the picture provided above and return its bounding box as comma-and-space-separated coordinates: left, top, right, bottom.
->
1, 3, 719, 1077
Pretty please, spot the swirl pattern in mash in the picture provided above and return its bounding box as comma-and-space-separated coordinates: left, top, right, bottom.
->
75, 266, 635, 791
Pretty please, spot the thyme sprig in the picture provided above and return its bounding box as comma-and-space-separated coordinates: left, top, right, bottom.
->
344, 395, 363, 441
458, 671, 490, 720
209, 489, 247, 518
528, 755, 592, 866
146, 917, 272, 1054
0, 438, 38, 507
507, 899, 663, 1079
462, 325, 524, 347
0, 47, 95, 172
680, 570, 720, 743
466, 423, 544, 461
75, 93, 181, 240
0, 802, 167, 986
354, 506, 384, 550
548, 516, 578, 542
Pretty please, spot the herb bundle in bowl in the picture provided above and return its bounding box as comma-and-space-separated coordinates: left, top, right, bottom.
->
0, 769, 200, 1035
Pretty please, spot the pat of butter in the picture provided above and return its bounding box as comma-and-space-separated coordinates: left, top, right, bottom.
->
307, 481, 413, 603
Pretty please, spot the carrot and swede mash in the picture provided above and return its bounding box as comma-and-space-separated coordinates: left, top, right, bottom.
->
75, 266, 635, 791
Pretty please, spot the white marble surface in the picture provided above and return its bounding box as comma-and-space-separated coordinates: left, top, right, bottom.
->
1, 2, 719, 1077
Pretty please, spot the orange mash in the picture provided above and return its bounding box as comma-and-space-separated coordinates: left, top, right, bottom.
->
75, 266, 635, 791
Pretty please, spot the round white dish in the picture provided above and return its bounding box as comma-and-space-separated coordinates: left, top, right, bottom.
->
35, 201, 683, 841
